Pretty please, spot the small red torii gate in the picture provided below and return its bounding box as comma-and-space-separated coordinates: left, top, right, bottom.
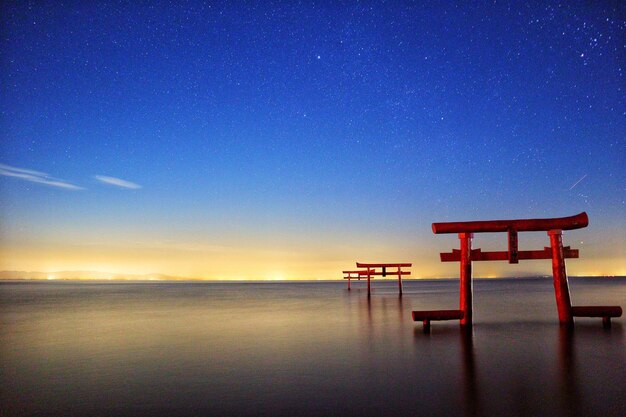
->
355, 262, 412, 297
412, 212, 622, 331
342, 270, 370, 290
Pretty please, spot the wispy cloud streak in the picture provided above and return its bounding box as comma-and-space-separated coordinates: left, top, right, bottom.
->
0, 163, 83, 190
95, 175, 141, 189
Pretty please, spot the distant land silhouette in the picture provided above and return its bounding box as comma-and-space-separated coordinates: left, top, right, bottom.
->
0, 271, 184, 281
1, 271, 623, 281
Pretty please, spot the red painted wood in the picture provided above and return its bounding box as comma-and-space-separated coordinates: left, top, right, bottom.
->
355, 263, 411, 297
508, 230, 519, 264
571, 306, 622, 317
422, 320, 430, 332
343, 270, 370, 290
424, 213, 615, 328
439, 247, 579, 262
459, 233, 473, 326
412, 310, 464, 321
432, 212, 588, 234
549, 230, 573, 325
359, 271, 411, 276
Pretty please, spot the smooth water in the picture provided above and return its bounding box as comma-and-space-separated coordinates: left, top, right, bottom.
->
1, 278, 624, 417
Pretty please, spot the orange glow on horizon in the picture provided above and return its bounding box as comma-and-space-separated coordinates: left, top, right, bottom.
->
1, 229, 624, 280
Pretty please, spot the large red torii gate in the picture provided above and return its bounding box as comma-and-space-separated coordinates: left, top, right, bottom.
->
412, 212, 622, 331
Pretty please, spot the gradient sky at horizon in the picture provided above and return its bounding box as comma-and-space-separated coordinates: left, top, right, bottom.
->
1, 1, 624, 279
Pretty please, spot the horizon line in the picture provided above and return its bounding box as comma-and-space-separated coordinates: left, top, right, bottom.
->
1, 275, 623, 282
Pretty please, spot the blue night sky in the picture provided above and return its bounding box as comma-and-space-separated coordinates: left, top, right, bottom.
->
0, 1, 624, 279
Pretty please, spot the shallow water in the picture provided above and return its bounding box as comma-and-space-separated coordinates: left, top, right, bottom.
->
1, 278, 624, 417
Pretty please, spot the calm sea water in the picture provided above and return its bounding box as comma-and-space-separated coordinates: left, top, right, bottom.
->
1, 278, 624, 417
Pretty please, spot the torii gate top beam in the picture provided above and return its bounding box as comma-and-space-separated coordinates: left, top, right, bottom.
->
431, 212, 588, 234
356, 263, 412, 268
342, 270, 370, 277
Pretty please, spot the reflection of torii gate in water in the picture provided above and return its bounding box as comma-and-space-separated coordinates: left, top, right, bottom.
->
412, 212, 622, 331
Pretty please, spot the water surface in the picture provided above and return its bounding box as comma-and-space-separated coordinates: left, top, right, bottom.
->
1, 278, 624, 416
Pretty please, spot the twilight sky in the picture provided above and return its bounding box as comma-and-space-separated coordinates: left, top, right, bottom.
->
0, 1, 624, 279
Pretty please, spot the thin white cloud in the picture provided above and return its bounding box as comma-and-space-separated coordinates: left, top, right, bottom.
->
0, 163, 83, 190
94, 175, 141, 189
0, 164, 47, 177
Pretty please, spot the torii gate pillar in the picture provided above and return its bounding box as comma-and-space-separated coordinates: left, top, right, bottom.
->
459, 233, 473, 326
549, 229, 573, 325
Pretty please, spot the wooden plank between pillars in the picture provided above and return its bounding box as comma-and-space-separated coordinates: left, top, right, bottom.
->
440, 248, 579, 262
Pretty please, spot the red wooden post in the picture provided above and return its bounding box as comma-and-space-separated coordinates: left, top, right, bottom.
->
459, 233, 473, 326
398, 266, 403, 295
347, 275, 351, 290
508, 229, 519, 263
549, 230, 573, 325
367, 268, 371, 297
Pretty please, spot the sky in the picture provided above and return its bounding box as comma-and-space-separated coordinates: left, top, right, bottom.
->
0, 1, 624, 280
